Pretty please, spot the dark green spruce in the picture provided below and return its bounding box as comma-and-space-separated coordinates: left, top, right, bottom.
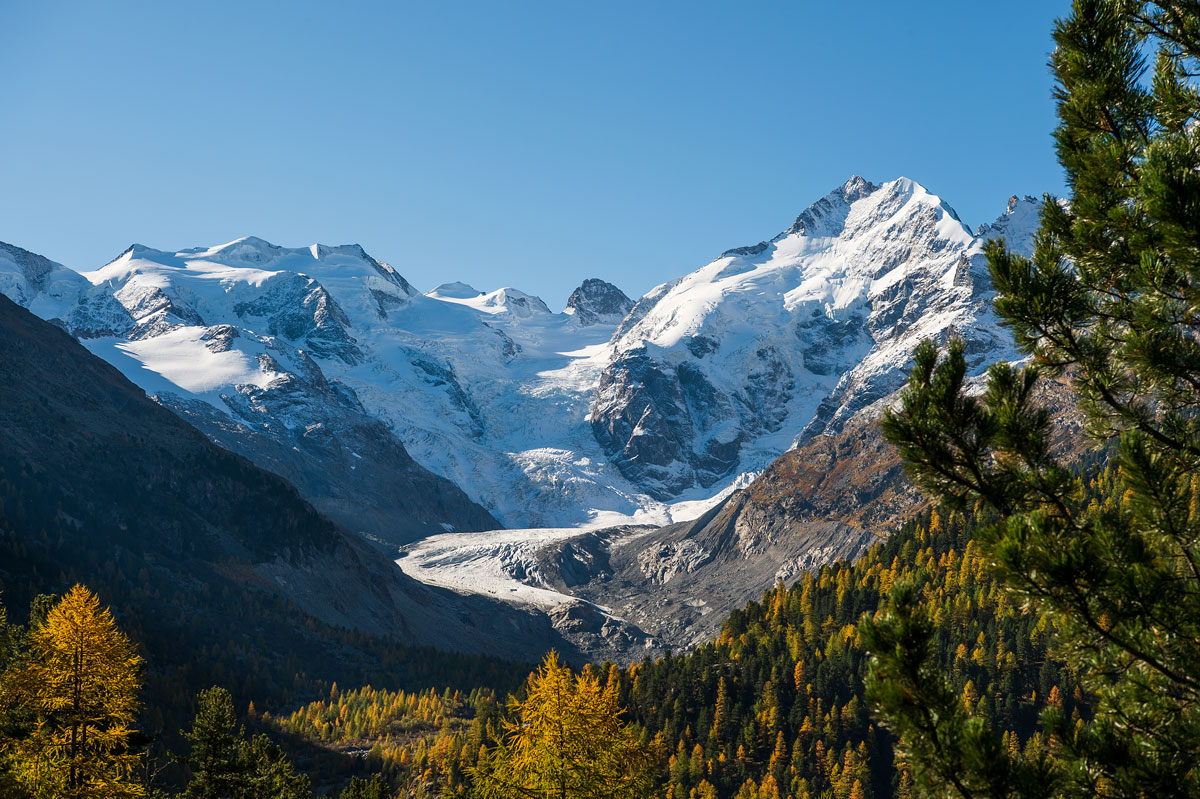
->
866, 2, 1200, 797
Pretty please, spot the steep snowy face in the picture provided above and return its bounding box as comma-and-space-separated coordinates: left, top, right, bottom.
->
0, 242, 80, 310
566, 279, 634, 326
87, 237, 415, 350
56, 237, 425, 408
591, 177, 1041, 499
0, 242, 97, 328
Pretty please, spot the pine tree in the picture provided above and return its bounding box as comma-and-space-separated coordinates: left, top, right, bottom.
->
8, 584, 143, 798
337, 775, 390, 799
182, 687, 247, 799
181, 687, 311, 799
864, 2, 1200, 797
473, 651, 652, 799
242, 734, 310, 799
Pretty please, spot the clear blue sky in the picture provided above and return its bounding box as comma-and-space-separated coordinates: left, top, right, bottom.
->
3, 1, 1070, 308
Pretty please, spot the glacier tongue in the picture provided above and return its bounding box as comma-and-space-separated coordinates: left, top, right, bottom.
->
0, 177, 1044, 530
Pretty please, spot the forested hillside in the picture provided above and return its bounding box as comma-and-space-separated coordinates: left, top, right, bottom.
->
273, 460, 1117, 796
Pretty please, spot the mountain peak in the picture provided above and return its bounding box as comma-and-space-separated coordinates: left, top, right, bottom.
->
127, 243, 166, 257
720, 176, 886, 258
566, 278, 633, 326
97, 243, 175, 270
976, 193, 1043, 245
197, 236, 286, 264
778, 175, 885, 240
428, 281, 484, 299
478, 287, 550, 317
228, 235, 275, 248
839, 174, 879, 202
428, 283, 551, 316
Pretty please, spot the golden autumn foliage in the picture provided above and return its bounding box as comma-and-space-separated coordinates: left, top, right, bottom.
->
6, 584, 144, 798
274, 681, 498, 793
474, 652, 652, 799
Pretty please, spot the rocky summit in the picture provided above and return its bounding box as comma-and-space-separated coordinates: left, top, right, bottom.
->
566, 278, 635, 326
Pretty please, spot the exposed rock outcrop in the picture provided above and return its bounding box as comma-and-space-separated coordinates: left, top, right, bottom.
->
566, 278, 634, 325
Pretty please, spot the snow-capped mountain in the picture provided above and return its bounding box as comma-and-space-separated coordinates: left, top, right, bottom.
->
0, 177, 1042, 535
0, 238, 503, 544
0, 237, 676, 529
591, 177, 1040, 498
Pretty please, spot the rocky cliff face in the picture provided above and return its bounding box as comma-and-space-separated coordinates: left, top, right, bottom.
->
566, 278, 634, 325
528, 411, 909, 653
530, 370, 1087, 657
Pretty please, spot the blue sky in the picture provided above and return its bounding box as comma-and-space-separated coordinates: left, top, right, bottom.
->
3, 1, 1069, 307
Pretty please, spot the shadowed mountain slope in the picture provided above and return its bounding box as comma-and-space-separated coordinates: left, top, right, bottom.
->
0, 292, 574, 696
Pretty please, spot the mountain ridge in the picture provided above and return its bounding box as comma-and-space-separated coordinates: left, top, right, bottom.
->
0, 175, 1042, 533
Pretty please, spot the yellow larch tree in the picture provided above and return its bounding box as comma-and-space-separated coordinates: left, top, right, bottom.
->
474, 651, 652, 799
9, 584, 144, 799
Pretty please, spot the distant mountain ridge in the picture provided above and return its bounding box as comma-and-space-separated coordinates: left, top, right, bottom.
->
0, 177, 1042, 532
